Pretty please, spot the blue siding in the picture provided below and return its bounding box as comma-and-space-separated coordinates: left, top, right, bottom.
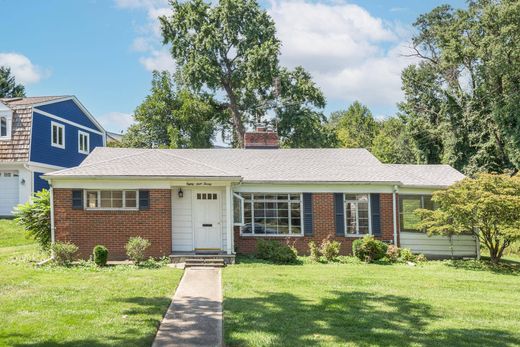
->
34, 172, 49, 192
35, 99, 101, 131
30, 112, 103, 167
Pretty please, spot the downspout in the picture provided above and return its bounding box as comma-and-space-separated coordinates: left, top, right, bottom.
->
392, 185, 398, 246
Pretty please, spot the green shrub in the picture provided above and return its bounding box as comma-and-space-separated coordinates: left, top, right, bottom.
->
308, 241, 320, 262
51, 241, 78, 265
320, 238, 341, 262
415, 254, 427, 263
386, 245, 400, 262
352, 235, 388, 263
399, 248, 415, 262
256, 239, 297, 264
125, 236, 151, 265
93, 245, 108, 267
14, 189, 51, 251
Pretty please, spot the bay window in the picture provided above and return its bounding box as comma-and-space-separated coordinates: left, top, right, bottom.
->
399, 195, 434, 232
238, 193, 303, 235
85, 190, 138, 209
344, 194, 371, 235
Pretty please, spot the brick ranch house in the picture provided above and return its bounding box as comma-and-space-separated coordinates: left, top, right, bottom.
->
43, 127, 479, 260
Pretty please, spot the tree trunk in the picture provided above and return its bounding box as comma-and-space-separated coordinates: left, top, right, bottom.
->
222, 82, 245, 148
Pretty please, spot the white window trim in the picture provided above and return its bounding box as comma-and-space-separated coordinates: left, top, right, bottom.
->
239, 193, 304, 237
344, 193, 372, 237
233, 192, 245, 226
51, 121, 65, 149
78, 130, 90, 154
0, 114, 12, 140
84, 190, 139, 211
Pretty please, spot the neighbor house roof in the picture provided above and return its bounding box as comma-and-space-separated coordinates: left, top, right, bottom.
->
45, 147, 465, 187
0, 96, 69, 108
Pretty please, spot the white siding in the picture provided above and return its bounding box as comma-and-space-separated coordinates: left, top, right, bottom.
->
400, 232, 478, 257
172, 188, 193, 251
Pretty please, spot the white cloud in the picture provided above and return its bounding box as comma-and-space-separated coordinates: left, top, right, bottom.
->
0, 53, 48, 85
268, 0, 414, 111
139, 49, 176, 72
99, 111, 134, 132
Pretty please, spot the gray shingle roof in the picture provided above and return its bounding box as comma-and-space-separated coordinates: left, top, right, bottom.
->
46, 147, 465, 187
0, 96, 69, 108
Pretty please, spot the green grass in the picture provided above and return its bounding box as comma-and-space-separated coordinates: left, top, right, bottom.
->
0, 220, 182, 347
224, 257, 520, 347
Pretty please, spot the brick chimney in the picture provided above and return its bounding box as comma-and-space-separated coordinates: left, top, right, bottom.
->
244, 124, 279, 149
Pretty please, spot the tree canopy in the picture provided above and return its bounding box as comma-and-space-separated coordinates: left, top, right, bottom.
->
399, 0, 520, 175
416, 174, 520, 263
0, 66, 25, 98
158, 0, 332, 148
329, 101, 379, 150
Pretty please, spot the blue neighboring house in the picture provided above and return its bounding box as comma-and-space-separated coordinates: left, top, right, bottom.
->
0, 96, 106, 216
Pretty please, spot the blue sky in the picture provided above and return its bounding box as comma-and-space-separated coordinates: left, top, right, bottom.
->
0, 0, 466, 134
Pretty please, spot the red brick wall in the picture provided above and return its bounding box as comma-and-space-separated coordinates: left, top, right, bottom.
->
54, 189, 172, 260
235, 193, 397, 255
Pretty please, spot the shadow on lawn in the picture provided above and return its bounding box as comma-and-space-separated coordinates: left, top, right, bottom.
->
224, 291, 520, 347
7, 296, 171, 347
445, 257, 520, 276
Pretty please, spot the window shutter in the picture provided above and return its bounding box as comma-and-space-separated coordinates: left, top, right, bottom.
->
334, 193, 344, 236
139, 190, 150, 210
303, 193, 313, 236
370, 193, 381, 236
72, 190, 83, 209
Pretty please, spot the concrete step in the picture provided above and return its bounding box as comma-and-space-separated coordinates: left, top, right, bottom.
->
184, 257, 226, 268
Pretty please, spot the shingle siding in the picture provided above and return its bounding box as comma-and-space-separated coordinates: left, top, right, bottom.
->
0, 106, 32, 161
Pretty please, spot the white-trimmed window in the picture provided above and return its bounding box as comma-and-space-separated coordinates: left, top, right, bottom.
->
399, 195, 434, 232
0, 116, 7, 137
78, 130, 90, 154
233, 193, 244, 225
51, 121, 65, 149
85, 190, 138, 210
238, 193, 303, 236
345, 194, 371, 236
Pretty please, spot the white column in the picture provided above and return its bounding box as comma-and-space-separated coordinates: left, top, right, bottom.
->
226, 184, 233, 254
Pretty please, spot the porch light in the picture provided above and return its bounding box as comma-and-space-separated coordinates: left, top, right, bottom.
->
178, 188, 184, 198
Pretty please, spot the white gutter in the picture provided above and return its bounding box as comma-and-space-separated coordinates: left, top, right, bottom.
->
392, 184, 398, 246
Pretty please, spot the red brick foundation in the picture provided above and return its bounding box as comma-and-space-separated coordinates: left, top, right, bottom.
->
54, 189, 172, 260
235, 193, 397, 255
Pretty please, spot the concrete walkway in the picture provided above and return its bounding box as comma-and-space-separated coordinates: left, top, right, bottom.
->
152, 268, 223, 347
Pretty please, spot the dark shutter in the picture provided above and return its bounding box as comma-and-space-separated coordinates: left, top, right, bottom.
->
370, 193, 381, 236
72, 190, 83, 209
334, 193, 345, 236
303, 193, 313, 236
139, 190, 150, 210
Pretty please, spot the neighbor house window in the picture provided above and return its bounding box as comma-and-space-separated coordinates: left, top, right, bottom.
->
85, 190, 138, 209
0, 117, 6, 137
344, 194, 371, 235
399, 195, 434, 232
51, 121, 65, 148
78, 131, 90, 154
238, 193, 303, 235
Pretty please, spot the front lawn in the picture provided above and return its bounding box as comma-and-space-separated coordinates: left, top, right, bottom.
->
0, 220, 182, 347
224, 257, 520, 347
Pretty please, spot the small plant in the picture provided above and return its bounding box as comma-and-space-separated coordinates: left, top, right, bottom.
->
51, 241, 78, 266
415, 254, 427, 263
320, 237, 341, 262
386, 245, 400, 263
93, 245, 108, 267
256, 239, 297, 264
308, 241, 320, 262
352, 235, 388, 263
399, 248, 415, 262
125, 236, 151, 265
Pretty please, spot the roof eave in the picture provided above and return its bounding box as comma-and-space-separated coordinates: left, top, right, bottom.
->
42, 174, 243, 182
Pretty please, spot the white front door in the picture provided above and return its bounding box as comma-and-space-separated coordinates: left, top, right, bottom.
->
193, 191, 222, 250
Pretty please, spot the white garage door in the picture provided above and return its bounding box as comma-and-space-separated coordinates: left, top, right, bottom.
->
400, 232, 478, 258
0, 171, 19, 216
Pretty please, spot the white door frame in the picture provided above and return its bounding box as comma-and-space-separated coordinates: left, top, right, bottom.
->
191, 188, 223, 251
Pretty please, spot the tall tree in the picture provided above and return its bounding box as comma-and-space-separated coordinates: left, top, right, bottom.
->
329, 101, 379, 149
159, 0, 331, 148
372, 116, 417, 164
400, 0, 520, 174
120, 71, 223, 149
0, 66, 25, 98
